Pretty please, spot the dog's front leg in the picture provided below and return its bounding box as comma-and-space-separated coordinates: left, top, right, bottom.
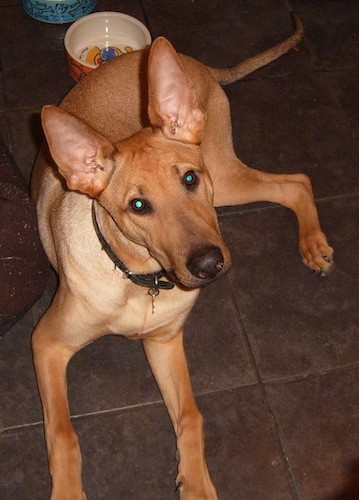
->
212, 158, 334, 275
143, 332, 217, 500
32, 304, 84, 500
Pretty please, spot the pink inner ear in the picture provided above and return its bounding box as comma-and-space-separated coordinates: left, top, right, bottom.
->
147, 38, 205, 144
41, 105, 115, 196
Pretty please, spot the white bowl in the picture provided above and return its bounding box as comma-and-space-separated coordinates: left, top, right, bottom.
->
64, 11, 151, 81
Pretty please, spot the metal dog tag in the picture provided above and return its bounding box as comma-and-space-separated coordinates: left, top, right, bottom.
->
148, 287, 160, 314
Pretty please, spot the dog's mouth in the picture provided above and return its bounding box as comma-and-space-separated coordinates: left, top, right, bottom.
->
168, 268, 229, 290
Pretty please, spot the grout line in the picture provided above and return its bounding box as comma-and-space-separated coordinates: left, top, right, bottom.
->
225, 273, 301, 500
0, 399, 164, 434
1, 420, 44, 433
2, 356, 358, 498
69, 381, 261, 423
70, 398, 164, 422
217, 191, 359, 218
263, 362, 359, 387
315, 191, 359, 204
229, 64, 359, 86
0, 381, 260, 434
3, 359, 357, 439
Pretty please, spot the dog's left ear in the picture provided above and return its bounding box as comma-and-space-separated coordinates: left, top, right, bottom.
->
147, 37, 205, 144
41, 106, 116, 197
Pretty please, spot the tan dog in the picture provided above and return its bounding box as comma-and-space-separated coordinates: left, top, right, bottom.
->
31, 15, 333, 499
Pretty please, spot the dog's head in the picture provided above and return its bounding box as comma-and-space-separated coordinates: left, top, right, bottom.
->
41, 37, 231, 289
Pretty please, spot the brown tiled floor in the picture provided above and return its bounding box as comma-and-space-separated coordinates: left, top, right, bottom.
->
0, 1, 358, 499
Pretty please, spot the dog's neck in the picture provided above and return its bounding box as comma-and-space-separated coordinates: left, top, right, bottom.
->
91, 201, 174, 291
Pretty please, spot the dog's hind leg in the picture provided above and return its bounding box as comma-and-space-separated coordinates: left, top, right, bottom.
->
143, 332, 217, 499
211, 154, 334, 275
32, 294, 88, 500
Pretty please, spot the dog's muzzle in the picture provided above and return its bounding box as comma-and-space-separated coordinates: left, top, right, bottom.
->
186, 245, 224, 281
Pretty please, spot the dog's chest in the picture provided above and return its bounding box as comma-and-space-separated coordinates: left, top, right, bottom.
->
73, 262, 199, 338
105, 280, 199, 338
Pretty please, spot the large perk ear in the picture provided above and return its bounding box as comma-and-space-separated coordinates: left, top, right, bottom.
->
41, 105, 116, 196
147, 37, 205, 144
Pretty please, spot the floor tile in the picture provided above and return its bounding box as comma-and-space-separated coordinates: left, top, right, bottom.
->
31, 267, 58, 324
0, 111, 9, 145
0, 5, 69, 49
7, 109, 44, 182
77, 404, 178, 500
0, 71, 4, 112
224, 72, 359, 198
0, 1, 20, 7
0, 310, 41, 429
197, 387, 296, 499
143, 0, 314, 76
94, 0, 146, 21
267, 368, 359, 499
327, 68, 359, 142
0, 424, 49, 500
184, 277, 257, 392
219, 196, 359, 380
0, 7, 73, 110
2, 45, 74, 110
290, 0, 359, 69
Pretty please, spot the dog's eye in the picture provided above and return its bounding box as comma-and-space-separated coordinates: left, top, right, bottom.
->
182, 170, 198, 190
129, 198, 152, 214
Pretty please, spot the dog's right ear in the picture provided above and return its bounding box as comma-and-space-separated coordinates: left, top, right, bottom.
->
41, 105, 116, 197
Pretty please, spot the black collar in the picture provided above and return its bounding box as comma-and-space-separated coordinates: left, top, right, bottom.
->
91, 201, 174, 291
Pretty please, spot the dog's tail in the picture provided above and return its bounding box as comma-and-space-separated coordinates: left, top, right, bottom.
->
207, 13, 304, 85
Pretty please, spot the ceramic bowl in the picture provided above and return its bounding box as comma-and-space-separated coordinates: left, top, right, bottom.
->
64, 11, 152, 82
22, 0, 96, 24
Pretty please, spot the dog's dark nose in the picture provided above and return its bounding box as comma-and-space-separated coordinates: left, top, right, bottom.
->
186, 245, 224, 280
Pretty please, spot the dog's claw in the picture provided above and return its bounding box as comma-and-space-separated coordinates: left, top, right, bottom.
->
175, 481, 183, 492
314, 258, 335, 277
323, 255, 333, 264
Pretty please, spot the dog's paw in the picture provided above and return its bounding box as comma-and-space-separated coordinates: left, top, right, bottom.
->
175, 474, 218, 499
299, 230, 334, 277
